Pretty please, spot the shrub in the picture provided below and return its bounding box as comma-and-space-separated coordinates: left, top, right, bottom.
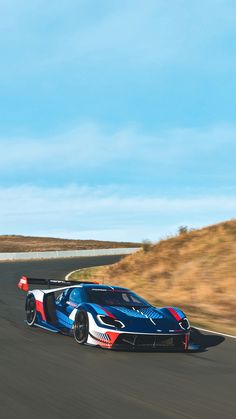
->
142, 239, 152, 252
178, 225, 188, 235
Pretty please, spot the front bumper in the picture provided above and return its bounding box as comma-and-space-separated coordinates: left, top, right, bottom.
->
112, 332, 188, 351
88, 330, 189, 351
87, 313, 190, 351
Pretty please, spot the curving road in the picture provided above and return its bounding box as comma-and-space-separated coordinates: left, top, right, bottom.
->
0, 257, 235, 419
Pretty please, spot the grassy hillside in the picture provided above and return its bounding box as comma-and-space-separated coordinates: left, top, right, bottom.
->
0, 235, 141, 252
71, 220, 236, 334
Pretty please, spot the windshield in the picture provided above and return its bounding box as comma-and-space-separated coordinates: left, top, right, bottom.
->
86, 288, 150, 308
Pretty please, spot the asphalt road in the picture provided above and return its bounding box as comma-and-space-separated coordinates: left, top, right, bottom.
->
0, 257, 235, 419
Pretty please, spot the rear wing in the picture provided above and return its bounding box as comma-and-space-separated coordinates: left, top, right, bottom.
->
18, 276, 99, 292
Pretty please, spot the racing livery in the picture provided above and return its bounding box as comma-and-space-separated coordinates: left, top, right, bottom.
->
18, 276, 191, 351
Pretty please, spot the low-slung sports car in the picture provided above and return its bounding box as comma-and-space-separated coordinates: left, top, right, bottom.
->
18, 276, 191, 351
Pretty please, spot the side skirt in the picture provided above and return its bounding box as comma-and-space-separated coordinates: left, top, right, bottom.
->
34, 323, 60, 333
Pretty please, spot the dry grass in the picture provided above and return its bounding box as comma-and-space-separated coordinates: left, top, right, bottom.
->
71, 220, 236, 334
0, 235, 141, 252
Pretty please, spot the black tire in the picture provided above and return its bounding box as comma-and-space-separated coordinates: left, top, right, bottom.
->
73, 309, 89, 344
25, 294, 37, 326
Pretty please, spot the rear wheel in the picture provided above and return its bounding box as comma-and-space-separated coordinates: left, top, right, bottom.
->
25, 294, 37, 326
73, 309, 89, 344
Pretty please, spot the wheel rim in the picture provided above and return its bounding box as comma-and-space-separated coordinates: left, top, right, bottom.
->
26, 295, 36, 324
74, 311, 88, 343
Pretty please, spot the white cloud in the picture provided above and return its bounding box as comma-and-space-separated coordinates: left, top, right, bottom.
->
2, 184, 236, 215
0, 123, 135, 171
0, 122, 235, 176
0, 184, 236, 241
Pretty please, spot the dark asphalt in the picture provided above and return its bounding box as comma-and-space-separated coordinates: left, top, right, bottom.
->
0, 257, 235, 419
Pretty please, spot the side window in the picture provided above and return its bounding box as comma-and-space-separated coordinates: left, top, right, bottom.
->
69, 288, 83, 305
56, 289, 70, 304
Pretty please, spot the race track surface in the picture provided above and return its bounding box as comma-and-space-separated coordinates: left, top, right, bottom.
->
0, 257, 235, 419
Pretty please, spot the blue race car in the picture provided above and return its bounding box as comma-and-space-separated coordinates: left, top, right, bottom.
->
18, 276, 191, 351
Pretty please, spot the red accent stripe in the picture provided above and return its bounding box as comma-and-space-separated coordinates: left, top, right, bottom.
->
105, 331, 120, 345
92, 331, 120, 348
36, 300, 46, 321
184, 334, 189, 351
167, 307, 181, 321
99, 306, 116, 319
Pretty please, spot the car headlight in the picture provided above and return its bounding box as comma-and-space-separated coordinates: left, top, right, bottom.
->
97, 315, 125, 329
179, 317, 190, 330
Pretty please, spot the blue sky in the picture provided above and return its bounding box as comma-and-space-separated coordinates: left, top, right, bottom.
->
1, 0, 236, 241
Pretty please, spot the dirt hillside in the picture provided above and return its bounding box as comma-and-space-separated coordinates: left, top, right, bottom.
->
0, 235, 141, 252
78, 220, 236, 334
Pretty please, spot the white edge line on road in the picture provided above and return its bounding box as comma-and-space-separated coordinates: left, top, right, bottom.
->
65, 270, 236, 340
194, 327, 236, 340
65, 269, 80, 281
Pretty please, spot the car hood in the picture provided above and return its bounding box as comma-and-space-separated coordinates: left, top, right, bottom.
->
102, 305, 183, 334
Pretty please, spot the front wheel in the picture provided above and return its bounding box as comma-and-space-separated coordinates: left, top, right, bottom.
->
25, 294, 37, 326
73, 309, 89, 344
